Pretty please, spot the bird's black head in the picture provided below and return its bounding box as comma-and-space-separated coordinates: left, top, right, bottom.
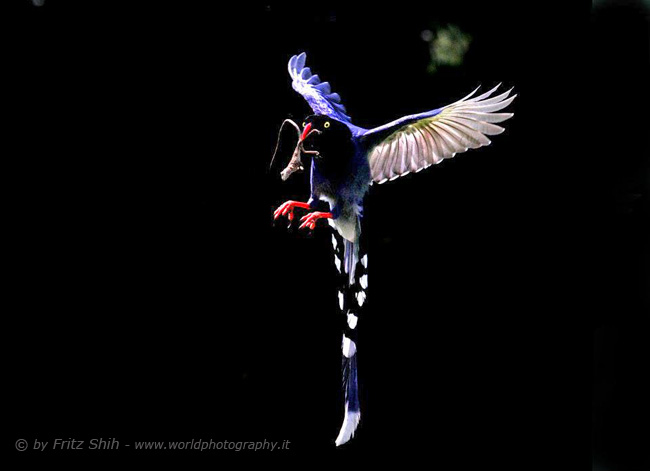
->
300, 115, 354, 163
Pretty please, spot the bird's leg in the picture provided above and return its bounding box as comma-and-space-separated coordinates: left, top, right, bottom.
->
273, 200, 311, 222
299, 211, 333, 230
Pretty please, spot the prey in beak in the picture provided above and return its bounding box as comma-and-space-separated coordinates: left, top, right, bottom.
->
270, 119, 321, 181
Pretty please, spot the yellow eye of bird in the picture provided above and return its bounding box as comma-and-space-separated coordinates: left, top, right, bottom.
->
302, 122, 307, 127
324, 121, 330, 128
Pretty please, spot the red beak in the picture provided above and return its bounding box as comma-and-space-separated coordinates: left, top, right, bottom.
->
300, 122, 312, 141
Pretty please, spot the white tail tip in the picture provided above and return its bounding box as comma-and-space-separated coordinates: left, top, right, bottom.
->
334, 408, 361, 446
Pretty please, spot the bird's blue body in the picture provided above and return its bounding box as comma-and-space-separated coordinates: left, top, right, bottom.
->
307, 126, 370, 242
275, 52, 515, 446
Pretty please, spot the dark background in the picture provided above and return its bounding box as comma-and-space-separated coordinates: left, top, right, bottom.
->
4, 0, 647, 468
591, 2, 650, 471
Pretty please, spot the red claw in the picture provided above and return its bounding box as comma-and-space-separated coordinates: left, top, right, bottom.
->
273, 200, 311, 223
298, 211, 333, 230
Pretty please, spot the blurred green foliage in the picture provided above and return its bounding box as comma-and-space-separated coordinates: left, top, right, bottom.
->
421, 24, 472, 74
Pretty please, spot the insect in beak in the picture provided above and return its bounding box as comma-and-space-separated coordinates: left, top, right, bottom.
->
300, 122, 313, 141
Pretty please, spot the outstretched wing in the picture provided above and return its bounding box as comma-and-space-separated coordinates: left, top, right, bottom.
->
288, 52, 351, 123
363, 85, 516, 183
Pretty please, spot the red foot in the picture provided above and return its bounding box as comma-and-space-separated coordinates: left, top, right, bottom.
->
273, 200, 310, 222
299, 211, 333, 230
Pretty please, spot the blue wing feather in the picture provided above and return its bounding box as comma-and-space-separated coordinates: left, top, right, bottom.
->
288, 52, 352, 123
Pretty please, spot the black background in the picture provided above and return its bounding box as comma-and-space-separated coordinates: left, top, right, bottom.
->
4, 0, 648, 468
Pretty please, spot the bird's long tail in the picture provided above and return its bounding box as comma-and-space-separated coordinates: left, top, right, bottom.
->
331, 223, 368, 446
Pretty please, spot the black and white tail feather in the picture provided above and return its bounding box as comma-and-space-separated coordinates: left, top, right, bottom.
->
330, 219, 368, 446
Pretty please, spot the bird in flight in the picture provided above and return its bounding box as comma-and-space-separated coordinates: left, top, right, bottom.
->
273, 52, 515, 446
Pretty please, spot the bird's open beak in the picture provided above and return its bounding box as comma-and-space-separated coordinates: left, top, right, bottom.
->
300, 122, 313, 141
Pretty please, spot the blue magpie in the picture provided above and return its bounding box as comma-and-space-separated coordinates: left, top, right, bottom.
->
273, 52, 515, 446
